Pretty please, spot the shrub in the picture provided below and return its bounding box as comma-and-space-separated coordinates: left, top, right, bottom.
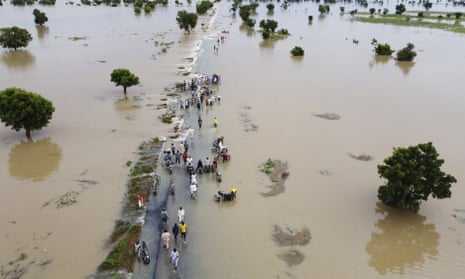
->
290, 46, 304, 56
396, 43, 416, 62
196, 0, 213, 14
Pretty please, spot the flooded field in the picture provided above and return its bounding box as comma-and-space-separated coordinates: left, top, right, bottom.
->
1, 0, 465, 278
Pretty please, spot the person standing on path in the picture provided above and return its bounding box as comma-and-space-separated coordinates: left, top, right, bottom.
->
177, 206, 185, 223
172, 222, 179, 243
161, 229, 171, 250
170, 248, 180, 271
179, 221, 187, 242
175, 150, 181, 165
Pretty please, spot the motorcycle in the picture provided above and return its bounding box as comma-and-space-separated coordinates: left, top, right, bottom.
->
136, 240, 150, 264
213, 188, 237, 202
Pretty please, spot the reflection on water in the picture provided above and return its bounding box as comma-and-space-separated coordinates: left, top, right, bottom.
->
1, 50, 36, 70
114, 96, 142, 122
9, 138, 62, 181
369, 55, 391, 68
239, 23, 255, 37
396, 61, 415, 75
365, 203, 439, 275
259, 39, 276, 48
36, 25, 50, 39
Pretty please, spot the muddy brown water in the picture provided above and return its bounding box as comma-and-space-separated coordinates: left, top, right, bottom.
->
1, 1, 465, 279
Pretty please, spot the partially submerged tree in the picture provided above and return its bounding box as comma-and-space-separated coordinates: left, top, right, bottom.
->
259, 19, 278, 33
110, 68, 140, 97
0, 87, 55, 139
33, 9, 49, 26
377, 142, 456, 212
396, 43, 417, 62
266, 3, 274, 13
395, 3, 406, 15
290, 46, 304, 56
196, 0, 213, 14
176, 10, 198, 34
0, 26, 33, 50
318, 4, 330, 15
370, 38, 394, 56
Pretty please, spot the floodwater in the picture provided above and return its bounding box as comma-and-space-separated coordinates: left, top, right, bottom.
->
1, 1, 465, 279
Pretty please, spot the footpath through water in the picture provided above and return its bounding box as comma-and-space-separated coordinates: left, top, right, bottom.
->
132, 77, 225, 279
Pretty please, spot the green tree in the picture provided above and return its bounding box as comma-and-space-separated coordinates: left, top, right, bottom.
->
308, 15, 313, 24
395, 3, 406, 15
196, 0, 213, 14
396, 43, 416, 62
176, 10, 198, 34
290, 46, 304, 56
110, 68, 140, 96
369, 8, 376, 15
370, 38, 394, 56
0, 87, 55, 139
266, 3, 274, 13
33, 9, 49, 26
259, 19, 278, 33
239, 5, 251, 22
318, 4, 330, 14
377, 142, 456, 212
0, 26, 33, 50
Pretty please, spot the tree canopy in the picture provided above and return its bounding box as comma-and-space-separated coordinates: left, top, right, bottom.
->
377, 142, 457, 212
0, 26, 33, 50
196, 0, 213, 14
176, 10, 198, 34
396, 43, 417, 62
259, 19, 278, 33
110, 68, 140, 96
0, 87, 55, 139
33, 9, 49, 26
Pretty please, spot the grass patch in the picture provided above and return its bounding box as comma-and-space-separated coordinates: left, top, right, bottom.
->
97, 138, 163, 275
260, 158, 275, 174
353, 13, 465, 34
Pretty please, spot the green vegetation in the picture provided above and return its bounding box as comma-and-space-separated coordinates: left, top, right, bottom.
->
353, 12, 465, 34
395, 3, 406, 15
396, 42, 417, 61
176, 10, 198, 34
290, 46, 304, 57
196, 0, 213, 14
370, 38, 394, 56
39, 0, 56, 4
308, 15, 313, 24
259, 19, 278, 33
33, 9, 48, 25
0, 26, 33, 50
266, 3, 274, 13
377, 142, 457, 212
98, 138, 162, 274
0, 87, 55, 139
318, 4, 330, 14
110, 68, 140, 97
260, 158, 275, 174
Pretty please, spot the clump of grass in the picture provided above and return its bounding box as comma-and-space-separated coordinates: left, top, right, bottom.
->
99, 225, 141, 272
260, 158, 275, 174
126, 160, 132, 167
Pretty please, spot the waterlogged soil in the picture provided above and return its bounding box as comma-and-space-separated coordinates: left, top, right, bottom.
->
260, 160, 290, 197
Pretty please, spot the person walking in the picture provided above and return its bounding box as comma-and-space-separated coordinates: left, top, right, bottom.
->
179, 221, 187, 242
177, 206, 185, 223
172, 222, 179, 243
161, 208, 169, 229
213, 117, 219, 127
161, 229, 171, 250
198, 117, 203, 129
170, 248, 180, 271
175, 150, 181, 165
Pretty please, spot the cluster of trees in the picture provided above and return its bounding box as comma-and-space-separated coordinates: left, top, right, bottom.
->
259, 19, 278, 39
238, 2, 259, 28
11, 0, 55, 5
371, 38, 417, 62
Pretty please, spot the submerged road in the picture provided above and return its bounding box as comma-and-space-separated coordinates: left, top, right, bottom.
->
132, 82, 224, 279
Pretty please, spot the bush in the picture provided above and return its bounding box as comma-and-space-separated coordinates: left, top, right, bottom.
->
290, 46, 304, 56
262, 30, 270, 39
396, 43, 416, 62
196, 0, 213, 14
371, 38, 394, 56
